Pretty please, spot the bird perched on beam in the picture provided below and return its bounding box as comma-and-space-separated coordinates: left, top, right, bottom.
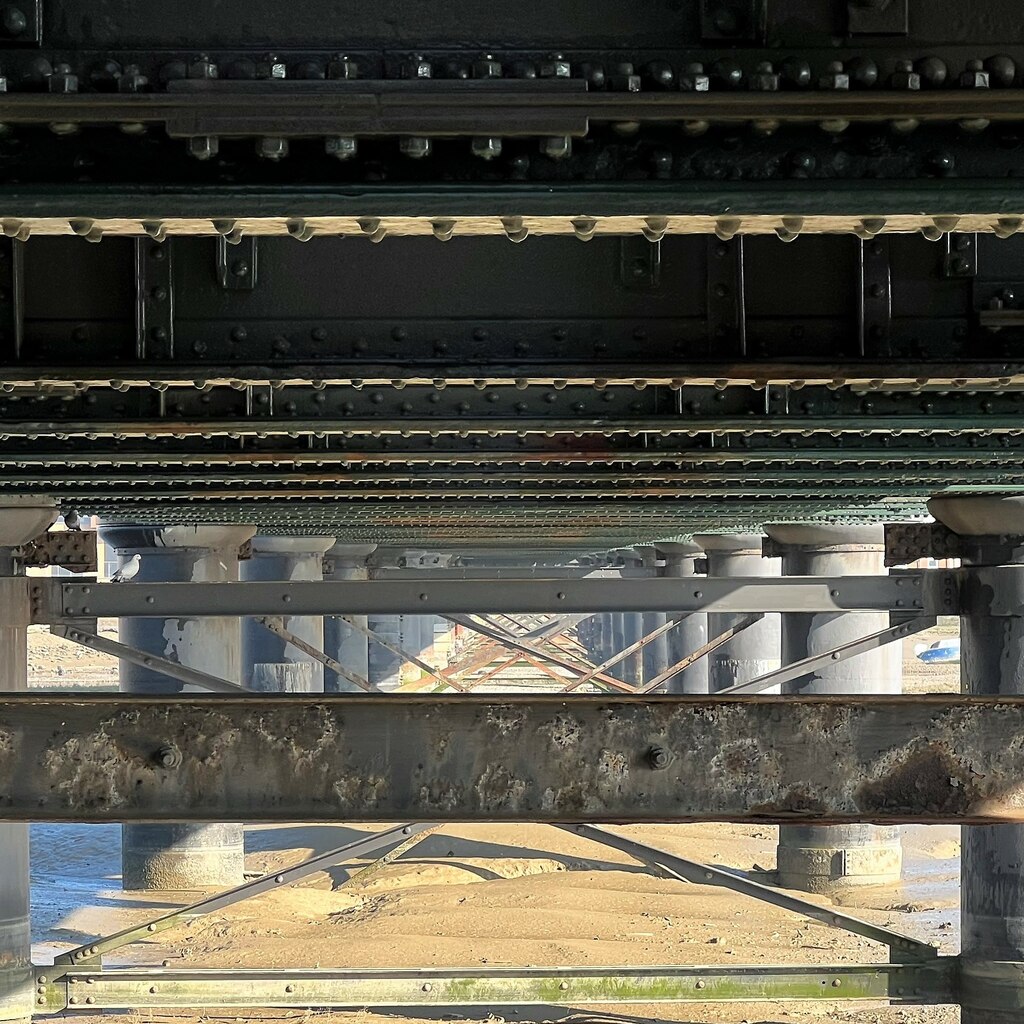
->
110, 553, 141, 583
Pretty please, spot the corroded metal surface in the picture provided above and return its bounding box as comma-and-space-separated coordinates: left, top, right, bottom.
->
1, 693, 1023, 824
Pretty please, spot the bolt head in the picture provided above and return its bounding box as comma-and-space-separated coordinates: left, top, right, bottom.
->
187, 135, 219, 161
187, 57, 218, 80
540, 135, 572, 160
326, 136, 358, 161
1, 6, 27, 35
472, 55, 502, 79
471, 136, 502, 160
399, 136, 432, 159
257, 137, 289, 160
328, 56, 359, 80
404, 58, 432, 79
539, 56, 571, 78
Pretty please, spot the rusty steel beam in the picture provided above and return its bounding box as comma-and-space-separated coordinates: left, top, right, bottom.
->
0, 693, 1019, 825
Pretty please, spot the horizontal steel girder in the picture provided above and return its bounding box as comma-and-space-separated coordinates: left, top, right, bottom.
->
36, 962, 955, 1013
0, 693, 1018, 824
41, 573, 943, 621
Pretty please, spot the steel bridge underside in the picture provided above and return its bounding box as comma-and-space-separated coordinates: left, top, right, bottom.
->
4, 228, 1024, 540
0, 1, 1022, 536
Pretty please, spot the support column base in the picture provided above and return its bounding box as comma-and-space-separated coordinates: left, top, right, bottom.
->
122, 824, 244, 891
777, 826, 902, 894
960, 959, 1024, 1023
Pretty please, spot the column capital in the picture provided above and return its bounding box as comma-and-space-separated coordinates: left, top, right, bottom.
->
0, 497, 57, 548
325, 542, 377, 567
250, 535, 336, 557
929, 495, 1024, 539
100, 524, 256, 553
929, 496, 1024, 565
694, 533, 764, 556
764, 523, 884, 554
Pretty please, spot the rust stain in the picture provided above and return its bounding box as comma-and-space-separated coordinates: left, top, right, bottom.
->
856, 744, 976, 815
750, 786, 827, 816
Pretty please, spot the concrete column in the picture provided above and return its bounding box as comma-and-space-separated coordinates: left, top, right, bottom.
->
657, 542, 709, 693
368, 614, 402, 689
100, 524, 255, 891
765, 524, 902, 894
323, 543, 375, 692
0, 499, 56, 1024
930, 495, 1024, 1023
242, 536, 334, 692
694, 534, 782, 692
598, 613, 616, 665
637, 546, 670, 683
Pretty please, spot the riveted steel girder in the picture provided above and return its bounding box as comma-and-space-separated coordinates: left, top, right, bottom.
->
0, 693, 1017, 824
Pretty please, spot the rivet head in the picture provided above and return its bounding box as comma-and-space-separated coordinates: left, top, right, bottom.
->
559, 981, 569, 990
422, 982, 432, 992
695, 980, 706, 990
285, 985, 295, 993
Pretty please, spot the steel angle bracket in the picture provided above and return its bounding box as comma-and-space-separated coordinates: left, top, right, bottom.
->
33, 961, 955, 1013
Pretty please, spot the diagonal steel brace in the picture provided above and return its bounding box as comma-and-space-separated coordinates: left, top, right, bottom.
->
716, 615, 937, 695
637, 613, 765, 693
445, 612, 632, 692
53, 823, 439, 971
557, 824, 937, 962
257, 615, 377, 691
51, 622, 247, 693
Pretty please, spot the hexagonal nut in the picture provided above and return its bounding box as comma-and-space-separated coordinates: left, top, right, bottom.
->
258, 59, 287, 80
960, 70, 990, 88
472, 55, 502, 79
540, 135, 572, 160
748, 69, 779, 91
818, 70, 850, 90
471, 136, 502, 160
403, 58, 432, 79
891, 69, 921, 90
187, 135, 219, 161
399, 136, 432, 159
539, 57, 571, 78
187, 57, 218, 80
47, 68, 78, 93
325, 136, 358, 160
257, 136, 289, 160
680, 64, 710, 92
328, 56, 359, 80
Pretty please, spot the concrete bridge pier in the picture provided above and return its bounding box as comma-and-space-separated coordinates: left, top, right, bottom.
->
323, 543, 376, 691
657, 541, 709, 693
765, 524, 902, 894
637, 546, 670, 683
694, 534, 781, 693
100, 524, 255, 890
0, 499, 57, 1024
930, 495, 1024, 1024
242, 536, 335, 692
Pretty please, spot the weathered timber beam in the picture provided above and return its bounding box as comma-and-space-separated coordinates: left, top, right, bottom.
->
0, 694, 1018, 825
39, 573, 945, 622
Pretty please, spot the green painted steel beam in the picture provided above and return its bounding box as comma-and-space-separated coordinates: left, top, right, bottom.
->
37, 962, 956, 1013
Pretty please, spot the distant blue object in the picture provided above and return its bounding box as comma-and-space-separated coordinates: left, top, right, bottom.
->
914, 638, 961, 665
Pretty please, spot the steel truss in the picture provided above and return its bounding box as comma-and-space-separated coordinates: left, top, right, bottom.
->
34, 821, 953, 1015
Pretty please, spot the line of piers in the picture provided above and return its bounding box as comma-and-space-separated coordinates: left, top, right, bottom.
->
3, 496, 1024, 1020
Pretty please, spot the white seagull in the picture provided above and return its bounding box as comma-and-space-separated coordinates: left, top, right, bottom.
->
110, 553, 141, 583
